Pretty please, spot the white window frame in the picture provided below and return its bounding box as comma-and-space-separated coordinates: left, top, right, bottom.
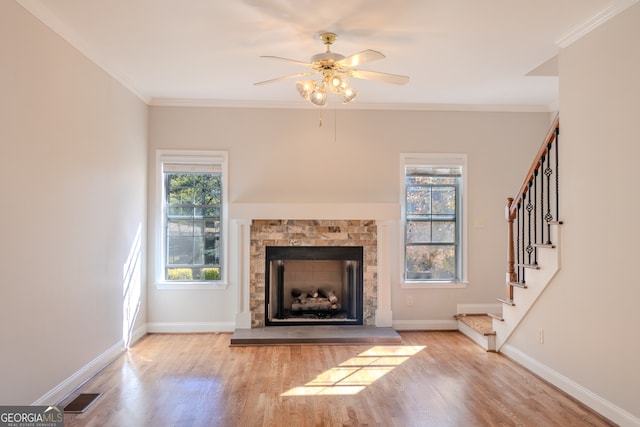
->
155, 150, 229, 290
400, 153, 468, 289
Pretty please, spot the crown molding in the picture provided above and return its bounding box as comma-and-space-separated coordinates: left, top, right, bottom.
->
556, 0, 639, 48
16, 0, 151, 104
149, 97, 555, 113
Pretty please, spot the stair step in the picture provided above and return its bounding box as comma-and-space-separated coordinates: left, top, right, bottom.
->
516, 263, 539, 269
508, 281, 528, 289
533, 243, 556, 249
497, 298, 516, 306
455, 314, 496, 351
455, 314, 495, 336
487, 313, 504, 321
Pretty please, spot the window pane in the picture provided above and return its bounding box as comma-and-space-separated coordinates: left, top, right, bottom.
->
406, 245, 456, 280
432, 222, 456, 243
167, 236, 194, 264
167, 219, 194, 237
164, 170, 222, 281
406, 187, 431, 215
406, 221, 431, 243
432, 187, 455, 215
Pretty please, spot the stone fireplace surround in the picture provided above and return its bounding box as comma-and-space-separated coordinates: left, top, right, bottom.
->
250, 220, 376, 327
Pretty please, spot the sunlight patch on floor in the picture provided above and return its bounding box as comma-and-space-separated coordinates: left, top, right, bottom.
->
281, 345, 426, 396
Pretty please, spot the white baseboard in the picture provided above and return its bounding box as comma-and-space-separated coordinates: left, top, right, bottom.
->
392, 319, 458, 331
127, 325, 148, 347
375, 308, 393, 327
457, 303, 502, 315
235, 312, 252, 329
33, 340, 124, 406
501, 344, 640, 427
147, 322, 236, 333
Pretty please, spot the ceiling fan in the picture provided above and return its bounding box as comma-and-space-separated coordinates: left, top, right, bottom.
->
254, 32, 409, 106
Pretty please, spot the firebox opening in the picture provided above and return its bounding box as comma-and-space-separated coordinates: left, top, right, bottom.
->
265, 246, 364, 326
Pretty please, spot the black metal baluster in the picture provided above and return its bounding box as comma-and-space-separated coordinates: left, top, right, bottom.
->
525, 183, 534, 267
515, 201, 520, 283
532, 169, 538, 265
554, 127, 560, 224
544, 142, 553, 244
539, 155, 546, 245
520, 194, 526, 283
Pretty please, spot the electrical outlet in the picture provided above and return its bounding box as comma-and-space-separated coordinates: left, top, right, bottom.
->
538, 329, 544, 344
407, 296, 414, 306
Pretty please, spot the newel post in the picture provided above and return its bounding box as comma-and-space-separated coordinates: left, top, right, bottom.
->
506, 197, 517, 300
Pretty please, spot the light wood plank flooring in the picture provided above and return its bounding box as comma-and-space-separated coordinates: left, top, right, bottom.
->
62, 331, 614, 427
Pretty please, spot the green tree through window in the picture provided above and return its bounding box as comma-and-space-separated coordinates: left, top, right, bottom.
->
164, 172, 222, 281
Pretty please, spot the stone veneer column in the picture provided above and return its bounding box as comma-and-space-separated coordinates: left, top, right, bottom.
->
249, 220, 377, 328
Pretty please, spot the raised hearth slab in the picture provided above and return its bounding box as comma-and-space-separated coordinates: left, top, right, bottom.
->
229, 325, 402, 346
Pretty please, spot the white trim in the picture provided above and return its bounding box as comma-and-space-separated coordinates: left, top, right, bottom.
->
154, 150, 229, 287
147, 322, 236, 333
401, 281, 468, 289
155, 282, 230, 290
149, 98, 555, 113
128, 325, 148, 348
457, 303, 503, 315
556, 0, 639, 48
229, 203, 399, 221
501, 344, 640, 427
33, 340, 124, 406
392, 319, 458, 331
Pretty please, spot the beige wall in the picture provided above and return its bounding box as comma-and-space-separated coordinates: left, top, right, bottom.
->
0, 1, 148, 404
507, 3, 640, 423
147, 106, 550, 329
12, 0, 635, 417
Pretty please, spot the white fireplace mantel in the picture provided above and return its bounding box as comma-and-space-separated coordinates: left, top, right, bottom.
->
230, 203, 399, 329
230, 202, 399, 221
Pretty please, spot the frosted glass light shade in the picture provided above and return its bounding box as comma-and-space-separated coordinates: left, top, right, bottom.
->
296, 80, 316, 100
342, 87, 358, 103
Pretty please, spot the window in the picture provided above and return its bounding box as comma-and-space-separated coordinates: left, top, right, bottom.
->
401, 154, 467, 285
156, 151, 227, 286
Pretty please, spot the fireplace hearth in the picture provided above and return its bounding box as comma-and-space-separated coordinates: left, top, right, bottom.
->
265, 246, 363, 326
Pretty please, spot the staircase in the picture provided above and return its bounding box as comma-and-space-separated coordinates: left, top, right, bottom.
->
455, 313, 497, 351
458, 114, 561, 352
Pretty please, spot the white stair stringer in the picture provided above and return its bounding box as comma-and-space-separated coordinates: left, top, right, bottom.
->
493, 224, 562, 351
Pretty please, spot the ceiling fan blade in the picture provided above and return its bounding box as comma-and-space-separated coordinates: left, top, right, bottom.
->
349, 69, 410, 85
336, 49, 385, 68
254, 72, 318, 86
260, 55, 315, 68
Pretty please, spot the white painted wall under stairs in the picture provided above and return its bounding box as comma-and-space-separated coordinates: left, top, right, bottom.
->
493, 223, 562, 350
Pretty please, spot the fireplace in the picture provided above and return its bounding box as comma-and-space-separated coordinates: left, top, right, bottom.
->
265, 246, 364, 326
248, 219, 380, 328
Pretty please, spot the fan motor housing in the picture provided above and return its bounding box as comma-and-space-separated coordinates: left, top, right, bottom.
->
311, 52, 345, 64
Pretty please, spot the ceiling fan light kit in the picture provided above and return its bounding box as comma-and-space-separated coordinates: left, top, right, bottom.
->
255, 32, 409, 107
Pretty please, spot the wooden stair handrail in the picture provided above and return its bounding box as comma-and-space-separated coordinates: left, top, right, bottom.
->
508, 113, 560, 217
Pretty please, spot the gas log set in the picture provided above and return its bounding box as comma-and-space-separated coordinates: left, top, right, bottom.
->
291, 287, 340, 312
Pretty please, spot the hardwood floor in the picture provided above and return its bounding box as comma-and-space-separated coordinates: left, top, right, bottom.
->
62, 331, 613, 427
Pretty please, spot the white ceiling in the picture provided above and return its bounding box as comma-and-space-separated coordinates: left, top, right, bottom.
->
16, 0, 636, 110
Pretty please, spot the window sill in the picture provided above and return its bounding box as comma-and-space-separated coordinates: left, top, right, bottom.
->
401, 281, 468, 289
155, 282, 230, 290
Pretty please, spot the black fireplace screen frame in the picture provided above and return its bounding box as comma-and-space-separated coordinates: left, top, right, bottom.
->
264, 246, 364, 326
